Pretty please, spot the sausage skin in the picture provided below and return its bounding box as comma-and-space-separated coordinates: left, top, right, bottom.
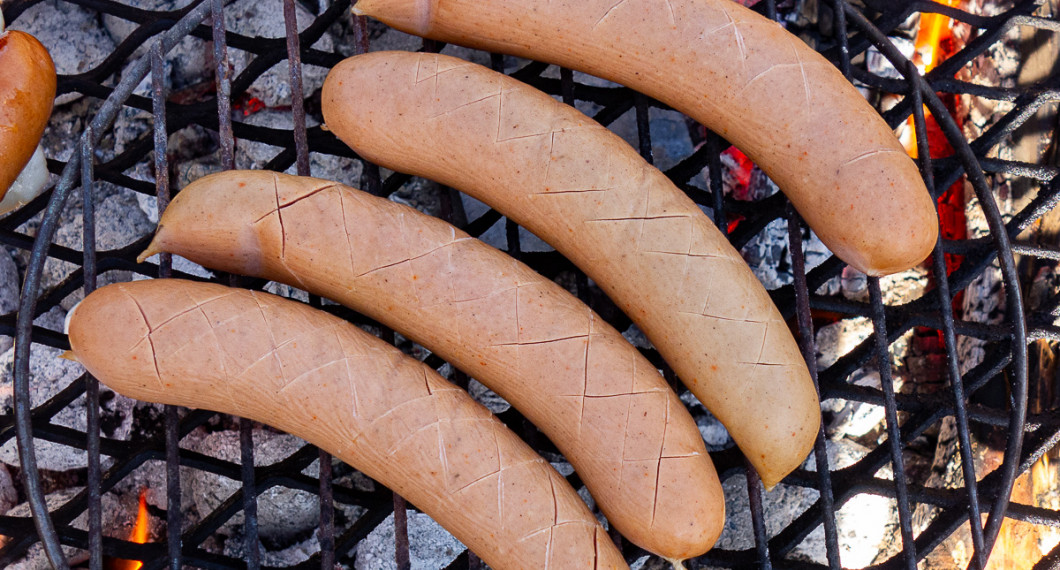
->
67, 279, 629, 570
0, 25, 55, 200
349, 0, 938, 276
320, 52, 818, 488
140, 171, 725, 561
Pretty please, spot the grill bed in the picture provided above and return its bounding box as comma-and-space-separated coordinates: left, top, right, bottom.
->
0, 0, 1058, 568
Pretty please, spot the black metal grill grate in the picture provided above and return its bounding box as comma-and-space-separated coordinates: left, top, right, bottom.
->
0, 0, 1056, 568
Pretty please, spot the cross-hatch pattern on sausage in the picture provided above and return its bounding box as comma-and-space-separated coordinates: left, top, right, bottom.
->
139, 171, 724, 561
67, 279, 629, 570
319, 52, 818, 488
350, 0, 938, 276
0, 24, 55, 199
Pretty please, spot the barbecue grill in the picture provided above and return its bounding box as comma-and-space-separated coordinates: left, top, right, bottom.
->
0, 0, 1057, 567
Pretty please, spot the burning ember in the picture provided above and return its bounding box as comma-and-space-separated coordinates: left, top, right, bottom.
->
108, 489, 150, 570
904, 0, 967, 277
914, 0, 962, 72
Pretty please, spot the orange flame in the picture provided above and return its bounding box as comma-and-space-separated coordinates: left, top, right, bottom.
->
110, 488, 150, 570
904, 0, 962, 158
915, 0, 961, 73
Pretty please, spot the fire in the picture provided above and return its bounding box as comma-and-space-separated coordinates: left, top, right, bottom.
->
901, 1, 967, 278
110, 488, 150, 570
904, 0, 962, 158
915, 0, 961, 73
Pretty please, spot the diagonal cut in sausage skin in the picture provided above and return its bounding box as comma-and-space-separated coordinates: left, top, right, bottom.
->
139, 171, 725, 562
68, 279, 629, 570
349, 0, 938, 277
319, 52, 819, 489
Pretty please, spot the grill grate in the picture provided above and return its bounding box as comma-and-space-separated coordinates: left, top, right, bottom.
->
0, 0, 1056, 568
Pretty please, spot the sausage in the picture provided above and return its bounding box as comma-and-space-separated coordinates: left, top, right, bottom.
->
67, 279, 629, 570
139, 170, 724, 561
319, 51, 818, 488
0, 14, 55, 210
349, 0, 938, 276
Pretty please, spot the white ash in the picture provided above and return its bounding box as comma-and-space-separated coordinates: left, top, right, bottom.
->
714, 475, 818, 552
550, 461, 575, 477
646, 110, 695, 171
794, 439, 896, 568
10, 0, 116, 105
467, 378, 510, 414
620, 323, 653, 350
741, 216, 836, 292
0, 464, 16, 515
434, 364, 511, 414
45, 189, 156, 311
111, 439, 205, 523
865, 37, 915, 82
840, 266, 868, 301
300, 457, 369, 525
37, 99, 92, 164
710, 438, 895, 568
816, 317, 873, 370
2, 485, 149, 569
386, 177, 444, 218
880, 266, 930, 305
460, 194, 553, 253
2, 487, 91, 569
102, 0, 204, 91
110, 102, 156, 159
336, 468, 378, 495
166, 124, 218, 167
629, 555, 654, 570
234, 109, 306, 171
187, 429, 321, 542
437, 45, 494, 71
822, 371, 887, 441
262, 281, 310, 303
223, 0, 335, 108
135, 253, 215, 280
957, 183, 1011, 377
223, 529, 322, 567
354, 21, 421, 55
355, 510, 466, 570
679, 390, 732, 450
172, 156, 224, 193
607, 106, 695, 171
233, 109, 365, 185
339, 17, 493, 71
578, 485, 609, 530
0, 308, 136, 472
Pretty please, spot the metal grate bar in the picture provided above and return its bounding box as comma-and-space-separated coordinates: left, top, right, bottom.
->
82, 128, 104, 570
211, 0, 234, 172
745, 458, 772, 569
283, 0, 310, 178
240, 419, 261, 570
4, 0, 1056, 567
150, 32, 184, 570
868, 277, 917, 568
704, 131, 727, 237
787, 207, 841, 570
907, 59, 988, 570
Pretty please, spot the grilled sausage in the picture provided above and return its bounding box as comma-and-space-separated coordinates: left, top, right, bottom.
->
0, 14, 56, 210
319, 52, 818, 488
349, 0, 937, 276
139, 171, 725, 561
67, 279, 629, 570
